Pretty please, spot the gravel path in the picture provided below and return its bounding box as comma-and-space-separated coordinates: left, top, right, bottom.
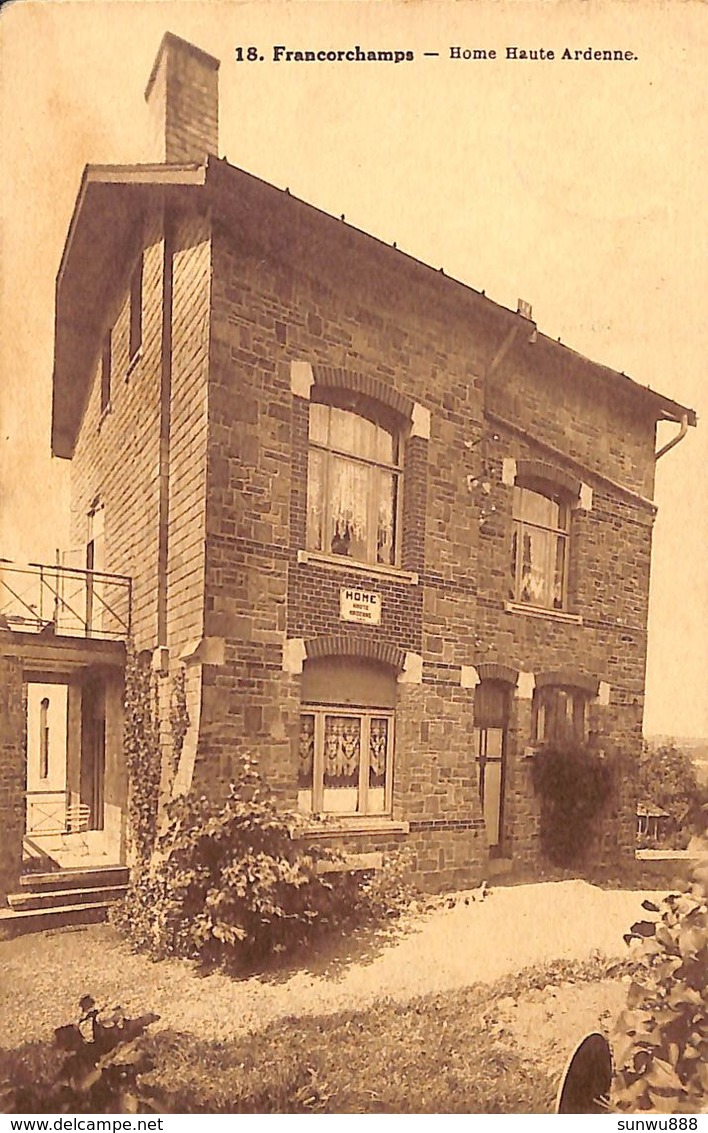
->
0, 879, 657, 1050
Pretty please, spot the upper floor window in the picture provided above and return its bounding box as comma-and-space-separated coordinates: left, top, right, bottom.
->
129, 256, 143, 362
307, 401, 401, 566
510, 484, 570, 610
533, 685, 588, 744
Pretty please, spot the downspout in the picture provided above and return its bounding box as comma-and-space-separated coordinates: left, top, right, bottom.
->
156, 208, 175, 654
655, 414, 688, 461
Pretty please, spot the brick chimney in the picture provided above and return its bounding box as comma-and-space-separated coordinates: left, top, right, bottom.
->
145, 32, 219, 164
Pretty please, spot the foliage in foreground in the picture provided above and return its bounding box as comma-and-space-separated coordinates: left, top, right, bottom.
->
0, 998, 161, 1114
531, 742, 613, 867
611, 855, 708, 1114
110, 757, 415, 970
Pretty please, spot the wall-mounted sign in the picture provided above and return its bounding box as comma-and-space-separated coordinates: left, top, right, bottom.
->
340, 587, 382, 626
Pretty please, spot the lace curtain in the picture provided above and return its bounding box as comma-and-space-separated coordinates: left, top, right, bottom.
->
299, 714, 315, 788
369, 718, 388, 785
324, 716, 361, 786
329, 459, 370, 557
307, 403, 398, 565
511, 527, 565, 607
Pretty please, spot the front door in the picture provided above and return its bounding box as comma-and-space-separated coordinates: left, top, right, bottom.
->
473, 680, 510, 856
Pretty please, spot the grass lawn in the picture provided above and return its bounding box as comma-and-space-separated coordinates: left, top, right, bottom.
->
3, 861, 689, 1114
1, 956, 630, 1114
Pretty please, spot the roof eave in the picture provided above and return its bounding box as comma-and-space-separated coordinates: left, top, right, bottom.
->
51, 164, 208, 458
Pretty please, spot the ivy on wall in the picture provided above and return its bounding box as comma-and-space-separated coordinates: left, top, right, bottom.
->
168, 666, 189, 789
531, 742, 613, 867
123, 645, 161, 866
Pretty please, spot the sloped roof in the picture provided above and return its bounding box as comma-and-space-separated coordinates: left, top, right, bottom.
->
51, 156, 697, 458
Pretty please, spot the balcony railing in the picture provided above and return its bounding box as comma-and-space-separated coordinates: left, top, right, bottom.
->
0, 561, 131, 641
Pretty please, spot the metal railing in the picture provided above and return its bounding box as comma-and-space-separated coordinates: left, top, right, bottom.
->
0, 561, 131, 641
25, 790, 91, 854
25, 789, 70, 836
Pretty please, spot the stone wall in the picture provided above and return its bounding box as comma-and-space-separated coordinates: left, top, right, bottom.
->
69, 208, 165, 650
68, 206, 212, 826
193, 209, 657, 886
65, 177, 660, 888
473, 405, 653, 867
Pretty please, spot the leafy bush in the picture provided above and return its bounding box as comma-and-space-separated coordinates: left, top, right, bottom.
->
611, 855, 708, 1114
111, 757, 415, 970
531, 743, 613, 867
638, 741, 704, 847
0, 997, 161, 1114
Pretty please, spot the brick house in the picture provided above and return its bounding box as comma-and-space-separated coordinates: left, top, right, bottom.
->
0, 33, 696, 901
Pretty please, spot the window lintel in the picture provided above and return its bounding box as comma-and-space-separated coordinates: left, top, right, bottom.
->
514, 459, 581, 499
534, 670, 599, 697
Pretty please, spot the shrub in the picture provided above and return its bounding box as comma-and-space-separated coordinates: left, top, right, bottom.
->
611, 855, 708, 1114
638, 741, 704, 847
531, 742, 613, 867
111, 757, 414, 970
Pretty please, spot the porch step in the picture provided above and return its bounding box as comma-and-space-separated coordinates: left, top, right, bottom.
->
19, 865, 129, 893
7, 885, 127, 912
2, 866, 129, 936
0, 901, 110, 936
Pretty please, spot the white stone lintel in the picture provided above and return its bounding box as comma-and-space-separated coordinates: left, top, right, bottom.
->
515, 670, 535, 699
460, 664, 480, 689
502, 457, 517, 486
411, 402, 431, 440
290, 361, 314, 399
282, 637, 307, 675
398, 651, 423, 685
577, 482, 593, 512
180, 636, 225, 665
151, 645, 169, 674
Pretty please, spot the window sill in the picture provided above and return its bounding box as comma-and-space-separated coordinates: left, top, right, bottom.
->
504, 601, 583, 626
297, 817, 410, 838
297, 549, 418, 585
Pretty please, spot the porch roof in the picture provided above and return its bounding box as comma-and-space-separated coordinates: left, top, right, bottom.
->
0, 630, 125, 676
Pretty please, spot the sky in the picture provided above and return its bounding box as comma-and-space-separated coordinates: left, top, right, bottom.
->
0, 0, 706, 738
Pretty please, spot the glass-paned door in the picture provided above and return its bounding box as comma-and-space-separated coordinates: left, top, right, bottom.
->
473, 681, 510, 855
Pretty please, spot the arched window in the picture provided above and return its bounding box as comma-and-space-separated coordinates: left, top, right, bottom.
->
299, 656, 396, 816
510, 483, 571, 610
306, 399, 402, 566
532, 685, 589, 744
